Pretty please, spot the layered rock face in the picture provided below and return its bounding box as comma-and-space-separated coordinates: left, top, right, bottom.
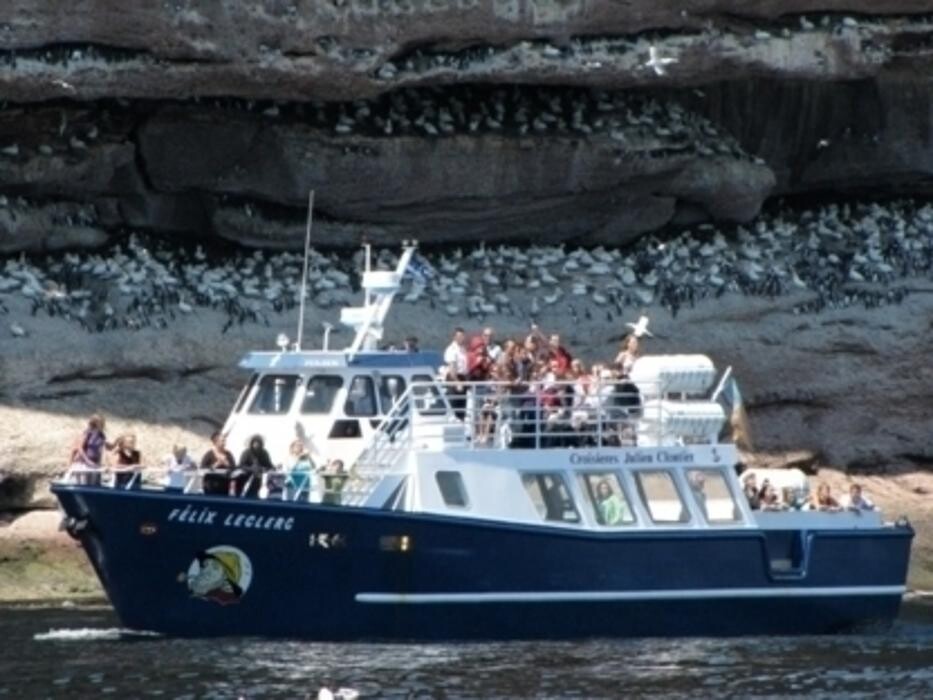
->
0, 1, 932, 250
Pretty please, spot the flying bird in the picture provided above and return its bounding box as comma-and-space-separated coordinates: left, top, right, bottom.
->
644, 46, 678, 76
626, 315, 653, 338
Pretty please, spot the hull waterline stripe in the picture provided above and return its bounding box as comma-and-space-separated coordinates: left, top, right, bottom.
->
355, 585, 906, 605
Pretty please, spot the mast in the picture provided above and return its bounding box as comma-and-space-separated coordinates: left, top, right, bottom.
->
295, 189, 315, 350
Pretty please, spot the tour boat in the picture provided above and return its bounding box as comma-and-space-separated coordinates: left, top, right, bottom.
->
52, 245, 914, 639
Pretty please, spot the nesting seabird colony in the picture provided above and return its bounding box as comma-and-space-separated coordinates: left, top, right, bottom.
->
1, 199, 931, 339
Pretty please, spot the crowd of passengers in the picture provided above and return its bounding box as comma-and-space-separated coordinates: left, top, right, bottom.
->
68, 413, 879, 512
739, 471, 876, 512
69, 414, 345, 501
438, 325, 643, 447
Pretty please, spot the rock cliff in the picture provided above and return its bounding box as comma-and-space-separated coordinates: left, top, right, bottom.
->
0, 1, 931, 249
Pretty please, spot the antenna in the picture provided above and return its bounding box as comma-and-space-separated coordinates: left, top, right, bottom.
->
295, 189, 315, 350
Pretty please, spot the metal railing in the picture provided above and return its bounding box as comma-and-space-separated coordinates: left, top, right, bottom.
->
404, 378, 654, 451
58, 465, 350, 503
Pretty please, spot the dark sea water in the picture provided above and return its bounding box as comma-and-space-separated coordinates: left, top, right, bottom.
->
2, 600, 932, 699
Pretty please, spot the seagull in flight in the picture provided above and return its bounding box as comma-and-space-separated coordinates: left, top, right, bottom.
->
626, 315, 653, 338
644, 45, 678, 76
51, 79, 76, 92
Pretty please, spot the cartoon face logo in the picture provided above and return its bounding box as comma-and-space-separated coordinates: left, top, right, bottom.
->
180, 546, 253, 605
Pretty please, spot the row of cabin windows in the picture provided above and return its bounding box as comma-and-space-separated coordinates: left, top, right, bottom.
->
434, 468, 741, 527
237, 373, 423, 418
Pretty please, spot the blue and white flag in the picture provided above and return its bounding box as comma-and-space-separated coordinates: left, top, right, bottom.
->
405, 253, 436, 284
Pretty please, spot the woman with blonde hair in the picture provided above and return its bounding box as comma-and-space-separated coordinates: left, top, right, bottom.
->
70, 413, 114, 467
810, 482, 841, 512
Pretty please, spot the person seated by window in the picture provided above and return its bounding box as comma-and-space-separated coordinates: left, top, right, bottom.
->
741, 472, 760, 510
842, 483, 876, 512
809, 481, 841, 512
238, 435, 274, 498
403, 336, 419, 353
760, 483, 786, 511
163, 444, 197, 491
595, 479, 631, 525
70, 413, 114, 470
285, 439, 316, 501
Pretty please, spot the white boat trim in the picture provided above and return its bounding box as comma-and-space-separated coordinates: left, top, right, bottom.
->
356, 585, 906, 604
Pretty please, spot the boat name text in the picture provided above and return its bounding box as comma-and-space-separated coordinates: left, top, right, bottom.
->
167, 506, 295, 532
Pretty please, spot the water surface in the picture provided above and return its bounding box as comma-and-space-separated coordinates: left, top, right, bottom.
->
2, 601, 931, 699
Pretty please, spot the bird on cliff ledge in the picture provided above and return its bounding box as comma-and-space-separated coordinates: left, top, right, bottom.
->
644, 45, 678, 76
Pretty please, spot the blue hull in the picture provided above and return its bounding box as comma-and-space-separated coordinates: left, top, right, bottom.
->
53, 486, 913, 639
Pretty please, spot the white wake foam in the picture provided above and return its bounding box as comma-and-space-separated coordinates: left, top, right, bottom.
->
34, 627, 160, 642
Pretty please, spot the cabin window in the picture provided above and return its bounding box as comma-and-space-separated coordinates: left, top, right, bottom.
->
578, 473, 636, 526
248, 374, 301, 415
411, 374, 446, 415
521, 473, 580, 523
686, 469, 741, 524
378, 375, 407, 414
344, 375, 377, 417
329, 420, 361, 439
233, 373, 259, 413
634, 470, 690, 524
301, 375, 343, 414
435, 471, 468, 507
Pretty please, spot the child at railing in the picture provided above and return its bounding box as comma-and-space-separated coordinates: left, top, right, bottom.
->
285, 439, 315, 502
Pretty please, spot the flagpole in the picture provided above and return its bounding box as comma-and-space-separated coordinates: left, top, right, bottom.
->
296, 189, 315, 351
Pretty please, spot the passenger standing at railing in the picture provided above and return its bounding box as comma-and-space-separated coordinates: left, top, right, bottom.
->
842, 483, 876, 512
614, 335, 640, 377
538, 358, 569, 448
546, 333, 573, 374
508, 344, 537, 448
569, 359, 594, 445
112, 434, 142, 489
741, 472, 761, 510
482, 327, 502, 361
238, 435, 274, 498
70, 414, 115, 468
163, 445, 196, 492
466, 334, 495, 445
443, 328, 468, 420
200, 432, 237, 495
285, 439, 315, 501
808, 482, 842, 512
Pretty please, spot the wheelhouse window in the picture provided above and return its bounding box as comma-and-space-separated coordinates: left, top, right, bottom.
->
378, 375, 407, 414
521, 473, 580, 523
328, 420, 361, 439
579, 473, 636, 526
435, 471, 468, 507
233, 373, 259, 413
411, 374, 446, 415
344, 375, 377, 417
248, 374, 301, 415
634, 470, 690, 524
687, 469, 741, 524
302, 375, 343, 414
